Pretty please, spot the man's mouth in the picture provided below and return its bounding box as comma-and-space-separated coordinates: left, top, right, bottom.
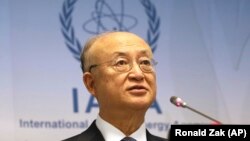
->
127, 85, 148, 94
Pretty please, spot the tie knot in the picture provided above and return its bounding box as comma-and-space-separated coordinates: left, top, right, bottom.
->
121, 137, 137, 141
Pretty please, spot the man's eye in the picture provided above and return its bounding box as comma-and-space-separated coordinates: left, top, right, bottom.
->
141, 60, 151, 65
115, 59, 128, 66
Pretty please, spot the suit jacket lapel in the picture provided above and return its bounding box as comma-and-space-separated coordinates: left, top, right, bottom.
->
77, 120, 105, 141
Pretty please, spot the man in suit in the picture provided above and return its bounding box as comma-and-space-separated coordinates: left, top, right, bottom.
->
63, 31, 168, 141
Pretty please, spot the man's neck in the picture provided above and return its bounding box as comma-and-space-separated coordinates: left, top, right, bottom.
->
99, 110, 145, 136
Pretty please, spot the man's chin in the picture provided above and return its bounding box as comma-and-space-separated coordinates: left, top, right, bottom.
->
128, 100, 153, 110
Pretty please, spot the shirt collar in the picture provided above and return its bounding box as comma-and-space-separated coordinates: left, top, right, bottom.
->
96, 115, 147, 141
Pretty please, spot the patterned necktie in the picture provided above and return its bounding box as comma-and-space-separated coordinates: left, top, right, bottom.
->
121, 137, 137, 141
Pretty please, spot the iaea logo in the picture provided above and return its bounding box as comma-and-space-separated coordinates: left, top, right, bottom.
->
59, 0, 162, 114
60, 0, 160, 59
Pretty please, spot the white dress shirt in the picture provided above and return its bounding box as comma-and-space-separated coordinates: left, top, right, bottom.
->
96, 115, 147, 141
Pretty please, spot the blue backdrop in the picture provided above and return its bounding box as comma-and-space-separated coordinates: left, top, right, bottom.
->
1, 0, 250, 140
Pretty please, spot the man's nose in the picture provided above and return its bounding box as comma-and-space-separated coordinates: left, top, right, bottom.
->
128, 62, 144, 80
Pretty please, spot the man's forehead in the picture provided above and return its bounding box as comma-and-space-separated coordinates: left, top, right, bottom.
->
111, 49, 152, 56
89, 32, 152, 56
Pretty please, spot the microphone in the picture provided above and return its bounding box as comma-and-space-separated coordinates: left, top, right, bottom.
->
170, 96, 222, 124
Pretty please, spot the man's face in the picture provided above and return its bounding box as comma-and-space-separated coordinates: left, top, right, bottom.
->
86, 32, 157, 113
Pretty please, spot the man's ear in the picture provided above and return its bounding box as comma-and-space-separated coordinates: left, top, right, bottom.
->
83, 72, 96, 97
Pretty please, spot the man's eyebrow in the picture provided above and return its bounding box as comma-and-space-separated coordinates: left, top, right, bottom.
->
140, 50, 150, 55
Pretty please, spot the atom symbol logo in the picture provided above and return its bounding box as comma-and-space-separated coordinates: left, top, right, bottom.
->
60, 0, 160, 61
83, 0, 138, 34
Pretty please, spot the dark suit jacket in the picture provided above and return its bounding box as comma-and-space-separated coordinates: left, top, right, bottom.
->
62, 120, 168, 141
